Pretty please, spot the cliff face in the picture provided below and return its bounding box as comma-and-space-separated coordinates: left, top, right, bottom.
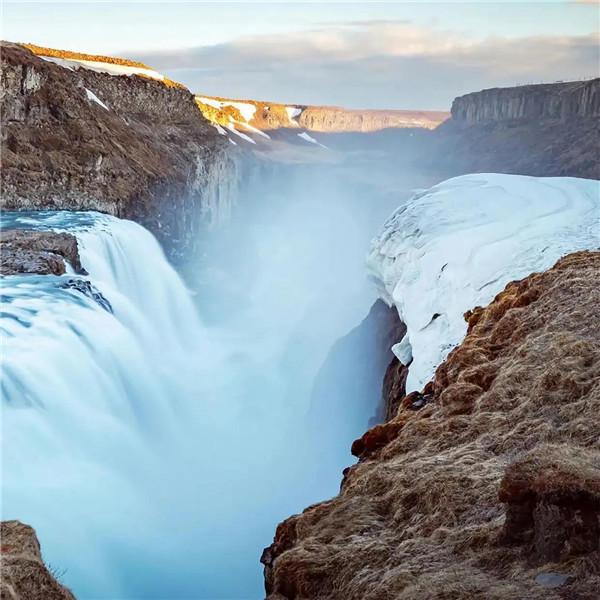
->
194, 94, 448, 144
297, 106, 448, 133
426, 79, 600, 180
451, 79, 600, 124
263, 251, 600, 599
0, 520, 77, 600
0, 43, 241, 265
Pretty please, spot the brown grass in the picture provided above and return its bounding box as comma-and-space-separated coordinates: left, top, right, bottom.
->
263, 251, 600, 599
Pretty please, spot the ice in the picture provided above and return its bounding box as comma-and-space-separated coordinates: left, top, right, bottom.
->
368, 173, 600, 392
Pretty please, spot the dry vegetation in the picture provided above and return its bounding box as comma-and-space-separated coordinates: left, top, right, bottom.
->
22, 43, 187, 89
263, 251, 600, 599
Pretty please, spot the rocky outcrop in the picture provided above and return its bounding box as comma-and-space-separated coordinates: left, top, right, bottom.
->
0, 230, 84, 275
0, 520, 76, 600
263, 251, 600, 599
451, 79, 600, 124
0, 42, 241, 265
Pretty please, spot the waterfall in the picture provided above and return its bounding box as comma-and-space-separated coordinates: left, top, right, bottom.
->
1, 206, 375, 600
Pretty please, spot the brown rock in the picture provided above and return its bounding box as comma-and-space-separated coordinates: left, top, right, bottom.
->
0, 520, 76, 600
0, 229, 84, 275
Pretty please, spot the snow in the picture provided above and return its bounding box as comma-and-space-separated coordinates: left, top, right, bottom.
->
212, 123, 227, 135
367, 173, 600, 392
226, 123, 256, 144
297, 131, 326, 148
39, 55, 164, 81
243, 122, 271, 139
195, 97, 257, 123
229, 101, 257, 123
85, 88, 109, 110
228, 138, 237, 145
286, 106, 302, 120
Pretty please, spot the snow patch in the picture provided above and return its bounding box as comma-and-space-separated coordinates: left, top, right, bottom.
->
286, 106, 302, 120
85, 88, 109, 110
195, 97, 257, 123
212, 123, 228, 136
39, 55, 164, 81
368, 173, 600, 392
297, 131, 326, 148
226, 123, 256, 144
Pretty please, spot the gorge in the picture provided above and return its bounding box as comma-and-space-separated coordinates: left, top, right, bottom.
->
1, 41, 599, 600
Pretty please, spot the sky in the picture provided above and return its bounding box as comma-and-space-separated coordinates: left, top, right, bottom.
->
3, 1, 599, 109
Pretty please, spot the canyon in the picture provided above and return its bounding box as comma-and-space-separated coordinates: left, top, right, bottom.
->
1, 41, 598, 600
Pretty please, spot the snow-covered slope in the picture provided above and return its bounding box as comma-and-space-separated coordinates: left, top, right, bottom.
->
39, 55, 166, 81
367, 173, 600, 391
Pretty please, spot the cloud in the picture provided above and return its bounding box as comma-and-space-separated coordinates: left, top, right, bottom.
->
130, 22, 599, 110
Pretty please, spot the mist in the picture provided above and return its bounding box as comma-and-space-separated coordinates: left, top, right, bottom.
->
2, 145, 436, 599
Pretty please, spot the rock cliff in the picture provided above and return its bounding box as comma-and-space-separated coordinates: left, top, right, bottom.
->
426, 79, 600, 180
451, 79, 600, 124
0, 42, 242, 265
0, 520, 76, 600
262, 251, 600, 599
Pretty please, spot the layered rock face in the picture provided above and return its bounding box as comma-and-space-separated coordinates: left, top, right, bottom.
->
297, 106, 448, 133
0, 43, 241, 265
263, 251, 600, 599
451, 79, 600, 124
0, 230, 84, 276
0, 520, 76, 600
195, 94, 448, 136
428, 79, 600, 179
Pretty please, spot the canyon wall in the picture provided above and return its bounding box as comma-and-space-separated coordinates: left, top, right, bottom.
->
451, 79, 600, 124
263, 251, 600, 600
0, 42, 242, 265
427, 78, 600, 180
297, 106, 448, 132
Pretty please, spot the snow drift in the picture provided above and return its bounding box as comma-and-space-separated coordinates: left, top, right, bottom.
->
367, 173, 600, 392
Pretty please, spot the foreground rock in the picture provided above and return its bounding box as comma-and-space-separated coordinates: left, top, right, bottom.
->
0, 230, 84, 275
0, 520, 76, 600
263, 251, 600, 599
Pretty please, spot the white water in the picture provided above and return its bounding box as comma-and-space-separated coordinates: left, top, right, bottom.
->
1, 190, 389, 599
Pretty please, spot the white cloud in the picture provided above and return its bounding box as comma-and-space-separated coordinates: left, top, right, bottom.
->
131, 22, 599, 109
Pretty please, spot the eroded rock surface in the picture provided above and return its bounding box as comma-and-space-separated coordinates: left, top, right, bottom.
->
0, 230, 84, 275
0, 520, 76, 600
0, 42, 240, 265
263, 251, 600, 599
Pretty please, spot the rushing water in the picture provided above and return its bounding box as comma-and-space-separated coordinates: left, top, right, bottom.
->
1, 199, 388, 599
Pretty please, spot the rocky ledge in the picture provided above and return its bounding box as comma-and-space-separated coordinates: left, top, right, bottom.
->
262, 251, 600, 599
0, 520, 76, 600
0, 230, 84, 276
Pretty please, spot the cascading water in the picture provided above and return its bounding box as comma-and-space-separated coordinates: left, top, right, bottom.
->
1, 190, 390, 599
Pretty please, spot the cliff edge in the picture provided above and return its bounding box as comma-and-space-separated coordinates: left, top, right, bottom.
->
262, 250, 600, 599
0, 42, 240, 264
